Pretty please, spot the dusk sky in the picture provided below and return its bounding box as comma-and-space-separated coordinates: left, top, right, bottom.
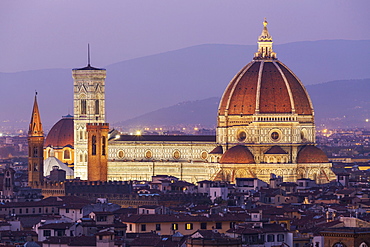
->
1, 1, 370, 73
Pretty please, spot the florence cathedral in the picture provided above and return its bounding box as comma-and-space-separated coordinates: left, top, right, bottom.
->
37, 20, 336, 185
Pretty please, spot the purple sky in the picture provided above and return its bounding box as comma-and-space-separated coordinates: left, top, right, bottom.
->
1, 0, 369, 73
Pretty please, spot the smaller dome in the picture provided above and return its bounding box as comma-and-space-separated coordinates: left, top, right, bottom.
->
297, 145, 329, 163
45, 115, 74, 148
265, 146, 287, 154
209, 145, 223, 154
220, 145, 255, 164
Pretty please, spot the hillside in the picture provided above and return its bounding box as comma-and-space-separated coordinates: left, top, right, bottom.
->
0, 40, 369, 129
116, 78, 370, 130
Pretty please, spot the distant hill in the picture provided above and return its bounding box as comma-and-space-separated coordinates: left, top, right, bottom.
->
0, 40, 369, 130
114, 97, 220, 130
116, 78, 370, 130
307, 78, 370, 128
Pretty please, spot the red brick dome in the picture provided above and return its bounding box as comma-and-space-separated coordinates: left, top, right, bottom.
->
218, 20, 313, 118
45, 115, 74, 148
297, 145, 329, 163
218, 60, 313, 116
220, 145, 255, 164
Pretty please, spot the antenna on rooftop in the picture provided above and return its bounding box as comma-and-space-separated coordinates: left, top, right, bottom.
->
88, 43, 91, 66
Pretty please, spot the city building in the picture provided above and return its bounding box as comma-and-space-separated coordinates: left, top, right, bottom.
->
34, 20, 335, 188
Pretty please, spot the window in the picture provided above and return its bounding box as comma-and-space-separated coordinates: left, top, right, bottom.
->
92, 135, 97, 155
200, 222, 207, 229
267, 234, 275, 242
129, 224, 132, 231
66, 208, 69, 213
5, 178, 10, 187
99, 235, 103, 240
81, 99, 87, 115
230, 222, 236, 229
43, 230, 51, 237
271, 132, 279, 140
172, 223, 178, 230
141, 224, 146, 231
95, 100, 99, 114
33, 147, 38, 157
185, 223, 193, 230
39, 208, 42, 213
102, 136, 106, 156
64, 150, 70, 160
97, 216, 107, 222
55, 230, 65, 237
19, 209, 22, 214
156, 224, 161, 231
215, 222, 222, 229
277, 234, 284, 242
26, 208, 29, 214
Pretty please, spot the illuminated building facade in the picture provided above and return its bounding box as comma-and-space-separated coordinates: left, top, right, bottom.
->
41, 20, 335, 184
72, 62, 106, 180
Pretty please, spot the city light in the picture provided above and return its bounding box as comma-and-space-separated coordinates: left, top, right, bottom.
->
135, 130, 142, 136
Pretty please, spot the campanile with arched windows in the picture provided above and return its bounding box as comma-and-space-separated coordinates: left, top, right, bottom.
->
72, 61, 106, 180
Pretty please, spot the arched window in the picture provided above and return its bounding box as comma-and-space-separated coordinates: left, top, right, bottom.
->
33, 147, 38, 157
64, 149, 70, 160
95, 100, 99, 114
102, 136, 106, 156
81, 99, 87, 115
92, 135, 97, 155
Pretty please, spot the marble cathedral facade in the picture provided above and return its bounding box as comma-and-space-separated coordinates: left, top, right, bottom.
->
67, 20, 336, 184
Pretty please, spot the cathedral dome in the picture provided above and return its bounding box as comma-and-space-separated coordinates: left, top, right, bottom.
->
297, 145, 329, 163
45, 115, 74, 148
220, 145, 255, 164
218, 20, 313, 117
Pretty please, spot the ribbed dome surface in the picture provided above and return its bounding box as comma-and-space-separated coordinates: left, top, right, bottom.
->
45, 115, 74, 148
220, 145, 255, 164
297, 145, 329, 163
218, 60, 313, 116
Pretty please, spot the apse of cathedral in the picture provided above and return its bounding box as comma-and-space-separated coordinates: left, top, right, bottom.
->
33, 20, 336, 185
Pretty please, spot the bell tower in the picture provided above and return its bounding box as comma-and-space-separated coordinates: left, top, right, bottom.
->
28, 94, 44, 186
73, 46, 106, 180
86, 123, 109, 181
